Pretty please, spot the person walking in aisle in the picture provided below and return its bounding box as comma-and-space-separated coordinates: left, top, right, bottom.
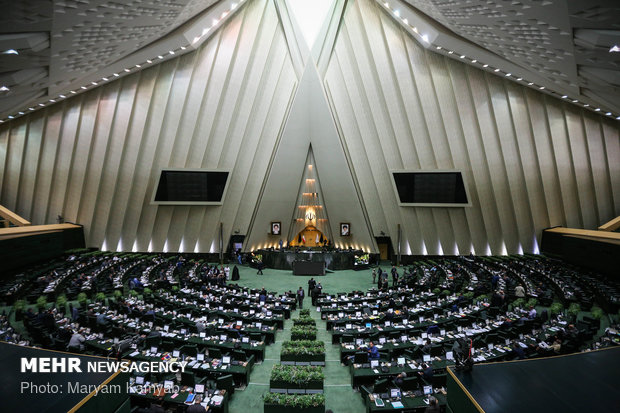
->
297, 287, 305, 309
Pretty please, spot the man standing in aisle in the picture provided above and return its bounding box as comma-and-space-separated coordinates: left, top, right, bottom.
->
308, 277, 316, 296
297, 286, 305, 309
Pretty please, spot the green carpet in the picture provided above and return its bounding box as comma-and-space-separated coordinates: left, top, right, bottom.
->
227, 265, 372, 413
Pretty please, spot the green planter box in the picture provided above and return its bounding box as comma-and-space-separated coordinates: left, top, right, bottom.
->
280, 354, 325, 363
264, 404, 325, 413
306, 380, 324, 390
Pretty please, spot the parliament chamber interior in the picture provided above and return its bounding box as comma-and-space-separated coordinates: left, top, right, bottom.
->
0, 1, 619, 413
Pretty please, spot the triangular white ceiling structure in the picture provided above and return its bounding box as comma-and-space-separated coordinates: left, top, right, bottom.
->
245, 24, 376, 251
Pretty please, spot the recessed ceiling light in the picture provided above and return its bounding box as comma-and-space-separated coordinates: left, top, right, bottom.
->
135, 64, 141, 68
572, 99, 578, 103
39, 103, 45, 106
610, 45, 620, 53
494, 68, 500, 72
180, 46, 187, 50
0, 86, 9, 92
471, 59, 477, 63
102, 77, 109, 81
421, 34, 429, 43
146, 60, 152, 64
403, 18, 408, 24
483, 64, 489, 68
606, 112, 612, 115
124, 68, 130, 72
8, 115, 14, 119
394, 10, 400, 17
18, 111, 24, 115
516, 77, 522, 81
91, 81, 97, 85
595, 108, 601, 111
528, 82, 533, 85
448, 50, 454, 54
539, 86, 545, 90
460, 55, 465, 59
113, 73, 119, 77
562, 95, 567, 98
59, 94, 66, 98
505, 73, 511, 77
436, 46, 442, 50
584, 104, 589, 107
2, 49, 18, 55
158, 55, 163, 59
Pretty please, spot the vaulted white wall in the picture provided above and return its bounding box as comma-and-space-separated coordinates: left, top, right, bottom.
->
0, 0, 618, 256
323, 0, 620, 255
0, 0, 298, 253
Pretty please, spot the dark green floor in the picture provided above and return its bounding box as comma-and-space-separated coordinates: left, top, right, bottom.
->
228, 265, 372, 413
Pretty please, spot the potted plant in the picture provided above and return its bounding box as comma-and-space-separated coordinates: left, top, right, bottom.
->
281, 340, 326, 363
291, 326, 318, 341
567, 303, 580, 320
56, 294, 68, 313
143, 287, 153, 296
299, 309, 311, 317
475, 294, 488, 304
512, 298, 526, 310
549, 302, 563, 316
77, 292, 88, 308
526, 298, 538, 308
95, 292, 106, 303
113, 290, 123, 300
129, 290, 139, 298
264, 392, 325, 413
590, 306, 604, 320
13, 300, 26, 321
36, 295, 48, 311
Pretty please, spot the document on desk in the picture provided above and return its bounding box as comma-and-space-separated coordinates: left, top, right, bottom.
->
391, 401, 404, 408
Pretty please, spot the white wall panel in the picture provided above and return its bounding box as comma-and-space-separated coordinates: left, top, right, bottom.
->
0, 0, 297, 253
323, 0, 620, 254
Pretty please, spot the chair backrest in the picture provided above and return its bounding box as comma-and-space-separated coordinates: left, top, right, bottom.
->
216, 374, 234, 394
360, 385, 371, 405
354, 351, 368, 364
209, 348, 222, 359
181, 371, 195, 386
401, 376, 419, 391
181, 345, 198, 357
374, 378, 390, 393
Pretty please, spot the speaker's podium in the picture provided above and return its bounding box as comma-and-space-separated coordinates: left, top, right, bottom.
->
292, 260, 325, 276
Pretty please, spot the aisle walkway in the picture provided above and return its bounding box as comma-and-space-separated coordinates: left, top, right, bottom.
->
228, 290, 365, 413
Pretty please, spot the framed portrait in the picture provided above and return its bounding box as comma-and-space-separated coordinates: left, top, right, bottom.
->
340, 223, 350, 236
271, 222, 281, 235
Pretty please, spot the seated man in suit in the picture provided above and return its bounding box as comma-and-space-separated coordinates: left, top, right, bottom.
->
418, 363, 434, 381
